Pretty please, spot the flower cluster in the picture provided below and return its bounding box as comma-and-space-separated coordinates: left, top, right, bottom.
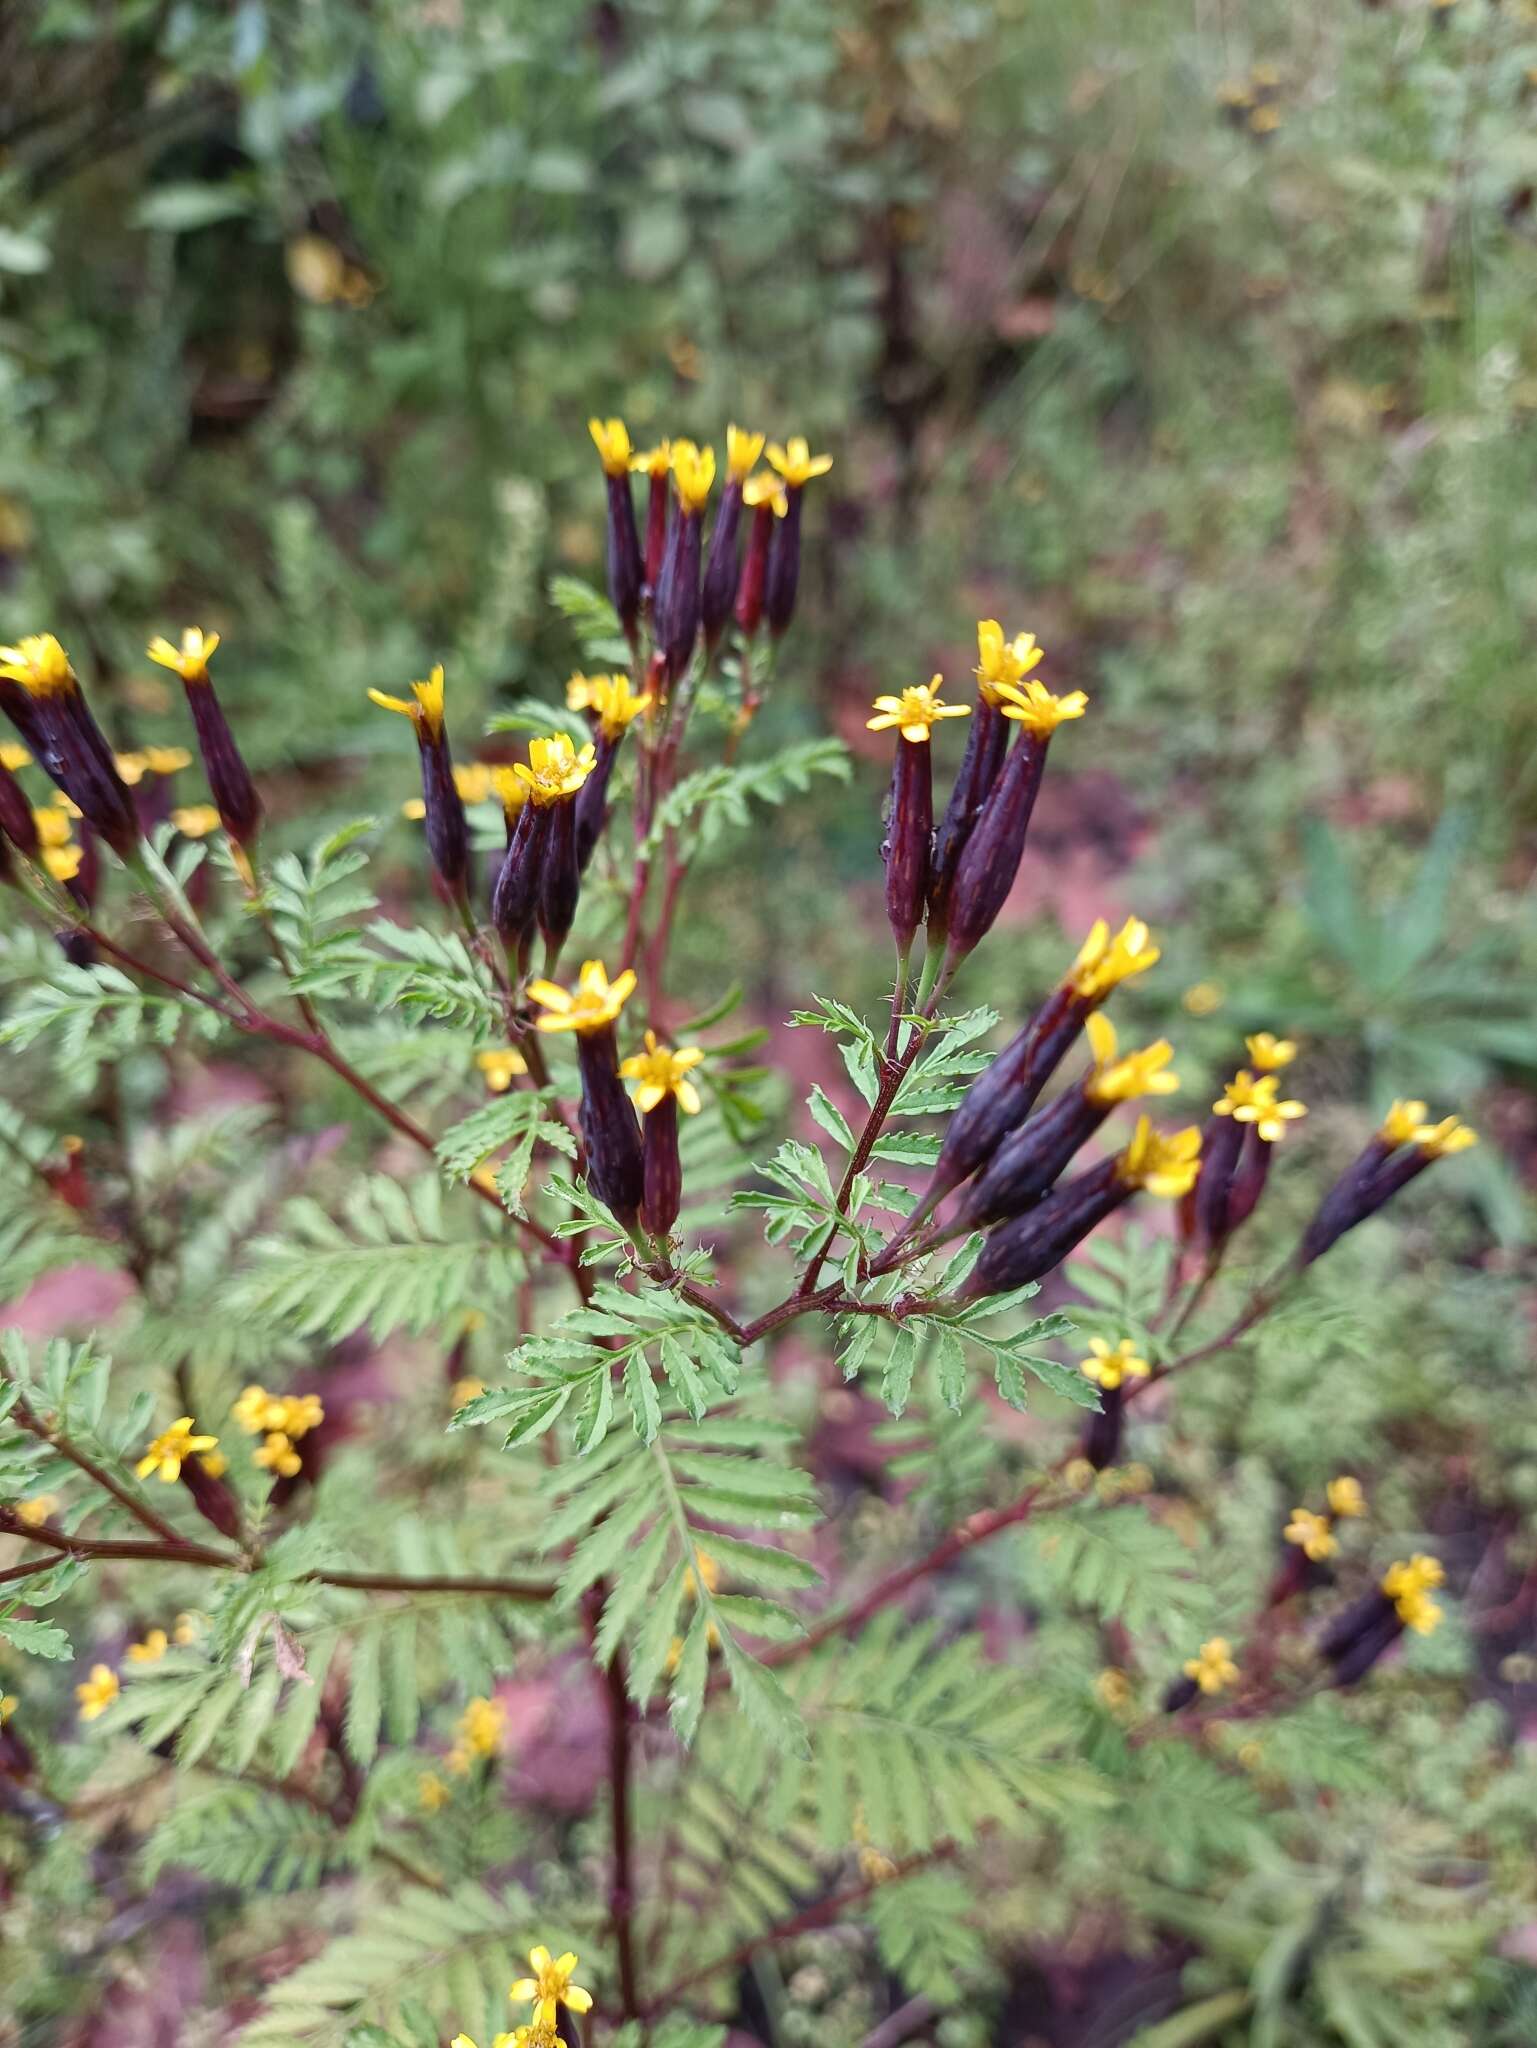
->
1284, 1474, 1367, 1562
232, 1383, 324, 1482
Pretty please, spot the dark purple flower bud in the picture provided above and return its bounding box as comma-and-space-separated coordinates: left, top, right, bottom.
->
368, 666, 467, 891
575, 1025, 644, 1227
1296, 1106, 1475, 1267
0, 758, 39, 859
735, 485, 783, 640
640, 1094, 682, 1239
764, 485, 804, 639
951, 1080, 1106, 1234
180, 674, 261, 846
928, 693, 1010, 937
0, 678, 46, 757
659, 507, 703, 683
881, 730, 932, 965
961, 1156, 1126, 1299
1190, 1112, 1244, 1252
603, 470, 643, 647
492, 801, 551, 950
1225, 1124, 1274, 1234
1083, 1382, 1124, 1471
1317, 1589, 1403, 1687
943, 730, 1047, 958
700, 478, 745, 654
1161, 1674, 1200, 1713
576, 730, 618, 871
179, 1455, 242, 1541
0, 636, 138, 855
538, 797, 579, 971
644, 468, 671, 596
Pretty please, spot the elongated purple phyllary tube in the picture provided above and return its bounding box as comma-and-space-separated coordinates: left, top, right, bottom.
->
180, 1456, 241, 1541
882, 734, 931, 966
491, 801, 551, 947
928, 694, 1009, 937
3, 674, 138, 857
576, 731, 617, 871
641, 1094, 682, 1239
0, 759, 39, 859
1190, 1113, 1243, 1252
643, 468, 671, 597
1296, 1134, 1447, 1267
1224, 1125, 1274, 1235
1083, 1384, 1125, 1472
0, 680, 44, 757
735, 496, 776, 640
604, 469, 642, 647
943, 728, 1051, 962
765, 486, 804, 639
949, 1080, 1106, 1233
660, 507, 703, 683
961, 1155, 1127, 1299
537, 798, 579, 969
416, 728, 470, 895
700, 477, 745, 655
575, 1026, 644, 1228
184, 680, 262, 847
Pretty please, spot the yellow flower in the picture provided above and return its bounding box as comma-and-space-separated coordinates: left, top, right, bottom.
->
32, 806, 73, 849
0, 741, 31, 770
587, 673, 652, 738
620, 1030, 704, 1115
419, 1771, 451, 1813
75, 1664, 119, 1721
477, 1047, 530, 1093
1413, 1114, 1477, 1158
145, 627, 220, 685
589, 417, 632, 475
1284, 1508, 1336, 1562
1083, 1012, 1178, 1107
726, 424, 765, 481
199, 1450, 228, 1479
170, 804, 222, 839
141, 744, 193, 776
0, 633, 76, 694
173, 1613, 201, 1645
135, 1417, 218, 1484
1183, 1637, 1239, 1696
451, 1377, 487, 1411
490, 766, 526, 816
453, 762, 496, 804
628, 439, 672, 479
42, 843, 84, 883
996, 676, 1089, 737
1182, 981, 1225, 1015
1094, 1668, 1132, 1712
671, 439, 716, 514
741, 471, 788, 516
1214, 1071, 1306, 1143
973, 619, 1044, 705
457, 1694, 506, 1758
766, 436, 833, 488
866, 675, 970, 744
1378, 1099, 1428, 1146
1383, 1555, 1445, 1632
509, 1946, 594, 2031
1245, 1031, 1297, 1072
127, 1627, 169, 1664
1326, 1476, 1366, 1519
1079, 1336, 1150, 1390
1066, 917, 1161, 1001
233, 1384, 287, 1435
683, 1549, 721, 1598
565, 671, 601, 712
529, 959, 637, 1035
278, 1393, 324, 1439
513, 732, 597, 806
113, 751, 149, 786
16, 1492, 59, 1529
1396, 1588, 1443, 1634
1116, 1116, 1202, 1198
254, 1431, 302, 1478
367, 663, 447, 740
0, 1695, 15, 1723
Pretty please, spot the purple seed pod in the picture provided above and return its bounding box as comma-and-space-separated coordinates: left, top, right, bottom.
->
1224, 1123, 1274, 1234
950, 1080, 1105, 1233
179, 1456, 242, 1542
928, 692, 1010, 937
659, 506, 703, 683
1294, 1102, 1473, 1267
416, 728, 470, 894
764, 485, 804, 639
1083, 1382, 1125, 1471
575, 1025, 644, 1227
961, 1155, 1126, 1299
641, 1093, 682, 1238
491, 802, 552, 947
183, 676, 262, 846
538, 797, 579, 968
881, 732, 932, 964
0, 758, 39, 859
604, 468, 642, 646
943, 729, 1050, 960
576, 731, 618, 871
700, 476, 745, 654
1191, 1112, 1244, 1251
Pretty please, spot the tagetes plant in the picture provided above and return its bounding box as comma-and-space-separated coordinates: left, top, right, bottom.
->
0, 394, 1486, 2043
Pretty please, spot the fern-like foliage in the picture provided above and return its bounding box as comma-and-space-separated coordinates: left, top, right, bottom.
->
142, 1780, 345, 1894
639, 736, 851, 859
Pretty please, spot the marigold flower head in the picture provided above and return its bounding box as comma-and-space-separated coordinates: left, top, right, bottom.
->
171, 804, 222, 839
452, 762, 496, 804
489, 765, 526, 815
16, 1492, 58, 1528
420, 1771, 451, 1813
127, 1627, 169, 1664
113, 751, 150, 786
1083, 1012, 1179, 1107
509, 1946, 593, 2031
233, 1384, 287, 1435
741, 471, 788, 515
1396, 1588, 1442, 1633
32, 805, 72, 849
588, 415, 632, 476
1413, 1114, 1477, 1158
1383, 1554, 1445, 1632
1245, 1031, 1297, 1072
278, 1393, 323, 1439
476, 1046, 529, 1093
1080, 1336, 1150, 1390
135, 1417, 217, 1484
587, 672, 652, 738
457, 1694, 507, 1758
1066, 917, 1161, 1001
766, 435, 833, 488
145, 627, 220, 685
529, 959, 636, 1035
671, 438, 716, 513
1284, 1507, 1336, 1562
1214, 1070, 1306, 1143
42, 842, 84, 883
628, 438, 672, 478
1183, 1637, 1239, 1696
0, 633, 76, 694
1378, 1099, 1428, 1146
513, 732, 596, 806
997, 676, 1089, 736
726, 424, 765, 481
0, 742, 30, 770
254, 1431, 302, 1478
974, 619, 1044, 705
141, 744, 193, 777
620, 1030, 704, 1114
1327, 1475, 1366, 1519
867, 675, 970, 743
1116, 1116, 1202, 1197
367, 663, 447, 740
76, 1664, 119, 1721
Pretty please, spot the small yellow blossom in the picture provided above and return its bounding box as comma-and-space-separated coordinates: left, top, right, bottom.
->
477, 1047, 530, 1093
726, 424, 765, 481
1094, 1668, 1132, 1712
588, 416, 632, 475
1395, 1589, 1443, 1633
76, 1664, 119, 1721
32, 806, 73, 849
451, 1377, 487, 1410
233, 1385, 287, 1435
867, 675, 970, 743
683, 1549, 721, 1599
171, 804, 222, 839
0, 741, 31, 770
135, 1417, 217, 1484
367, 663, 447, 740
1066, 917, 1161, 1002
419, 1771, 451, 1813
671, 439, 716, 513
766, 436, 833, 488
0, 1695, 15, 1723
587, 673, 652, 738
1284, 1508, 1336, 1562
146, 627, 220, 685
628, 439, 672, 479
513, 732, 596, 805
451, 762, 496, 804
172, 1613, 201, 1645
127, 1627, 169, 1664
279, 1394, 323, 1439
199, 1449, 229, 1479
16, 1493, 59, 1528
741, 471, 788, 516
1083, 1012, 1179, 1107
141, 745, 193, 776
1383, 1555, 1445, 1632
456, 1694, 506, 1760
1246, 1031, 1297, 1072
974, 620, 1044, 704
620, 1030, 704, 1115
42, 843, 84, 883
1378, 1099, 1428, 1146
1327, 1476, 1366, 1519
254, 1432, 302, 1479
1413, 1114, 1477, 1158
0, 633, 75, 694
113, 751, 150, 786
490, 766, 526, 815
509, 1946, 594, 2031
1116, 1116, 1201, 1198
1079, 1336, 1150, 1390
1182, 981, 1225, 1015
565, 671, 601, 713
1183, 1637, 1239, 1696
997, 676, 1089, 736
529, 959, 637, 1034
1214, 1070, 1306, 1143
